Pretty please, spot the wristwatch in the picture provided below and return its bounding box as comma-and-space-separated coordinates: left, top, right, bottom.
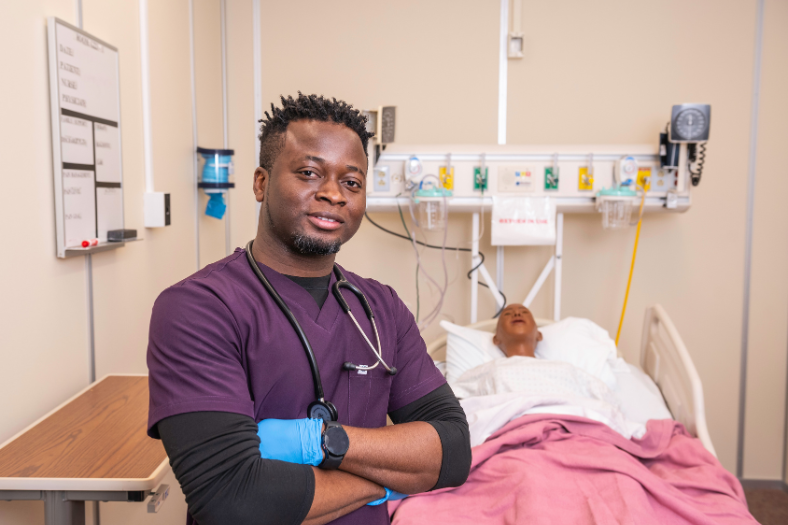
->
319, 421, 349, 470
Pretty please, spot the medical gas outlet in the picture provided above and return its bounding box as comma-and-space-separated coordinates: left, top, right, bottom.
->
578, 167, 594, 191
473, 167, 489, 191
439, 166, 454, 191
544, 166, 559, 190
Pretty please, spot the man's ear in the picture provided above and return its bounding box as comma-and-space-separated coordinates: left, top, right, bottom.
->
536, 330, 543, 342
492, 334, 500, 347
253, 167, 268, 203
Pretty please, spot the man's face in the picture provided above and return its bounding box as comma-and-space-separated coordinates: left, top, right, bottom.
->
493, 304, 543, 357
254, 120, 367, 256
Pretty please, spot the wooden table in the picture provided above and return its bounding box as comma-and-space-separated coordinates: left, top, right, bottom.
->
0, 375, 170, 525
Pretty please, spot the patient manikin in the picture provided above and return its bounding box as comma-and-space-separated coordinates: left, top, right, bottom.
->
492, 304, 542, 358
451, 304, 625, 423
450, 306, 668, 445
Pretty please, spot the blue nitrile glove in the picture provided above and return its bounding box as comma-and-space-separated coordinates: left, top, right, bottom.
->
367, 487, 408, 506
257, 418, 324, 466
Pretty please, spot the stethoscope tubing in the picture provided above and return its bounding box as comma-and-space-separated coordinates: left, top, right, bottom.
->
245, 241, 328, 402
245, 241, 397, 402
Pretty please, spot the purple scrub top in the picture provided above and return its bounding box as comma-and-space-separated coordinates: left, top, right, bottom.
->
147, 248, 445, 525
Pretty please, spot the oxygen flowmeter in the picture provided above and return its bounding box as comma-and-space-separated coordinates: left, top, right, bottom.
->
197, 147, 235, 219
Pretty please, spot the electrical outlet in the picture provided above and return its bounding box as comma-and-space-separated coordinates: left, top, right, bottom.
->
373, 166, 390, 192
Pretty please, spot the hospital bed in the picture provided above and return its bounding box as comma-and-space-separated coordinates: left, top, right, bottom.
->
426, 303, 716, 456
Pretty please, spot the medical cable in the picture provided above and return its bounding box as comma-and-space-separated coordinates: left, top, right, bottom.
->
689, 142, 706, 186
364, 212, 507, 318
408, 212, 447, 329
614, 184, 648, 346
395, 202, 421, 322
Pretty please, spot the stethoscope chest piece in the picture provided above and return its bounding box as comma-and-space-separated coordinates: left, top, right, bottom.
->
308, 400, 338, 422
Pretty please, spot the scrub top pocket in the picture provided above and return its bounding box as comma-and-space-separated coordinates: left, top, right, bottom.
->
347, 369, 391, 428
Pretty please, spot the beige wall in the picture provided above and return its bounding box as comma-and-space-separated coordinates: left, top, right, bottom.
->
1, 1, 786, 524
748, 0, 788, 481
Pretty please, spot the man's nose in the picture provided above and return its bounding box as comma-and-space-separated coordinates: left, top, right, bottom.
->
316, 175, 346, 206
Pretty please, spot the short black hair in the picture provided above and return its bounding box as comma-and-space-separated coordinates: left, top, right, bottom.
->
258, 93, 374, 173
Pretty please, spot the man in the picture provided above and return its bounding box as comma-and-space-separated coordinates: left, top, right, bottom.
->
492, 304, 543, 358
147, 94, 471, 525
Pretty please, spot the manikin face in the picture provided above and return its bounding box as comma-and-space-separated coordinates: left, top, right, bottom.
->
493, 304, 543, 358
254, 120, 368, 256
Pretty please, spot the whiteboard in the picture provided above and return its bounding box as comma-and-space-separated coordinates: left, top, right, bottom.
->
48, 18, 125, 258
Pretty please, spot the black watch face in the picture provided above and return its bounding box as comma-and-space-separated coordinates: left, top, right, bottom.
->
325, 426, 350, 456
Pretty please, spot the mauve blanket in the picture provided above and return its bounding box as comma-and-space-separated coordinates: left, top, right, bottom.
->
390, 414, 756, 525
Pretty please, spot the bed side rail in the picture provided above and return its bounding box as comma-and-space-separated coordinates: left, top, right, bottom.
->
640, 304, 717, 457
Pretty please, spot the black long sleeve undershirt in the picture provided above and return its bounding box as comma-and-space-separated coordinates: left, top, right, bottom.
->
156, 383, 471, 525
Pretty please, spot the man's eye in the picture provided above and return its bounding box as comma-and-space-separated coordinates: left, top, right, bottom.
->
346, 180, 361, 188
301, 170, 316, 177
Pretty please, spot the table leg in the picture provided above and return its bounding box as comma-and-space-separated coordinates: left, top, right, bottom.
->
44, 491, 85, 525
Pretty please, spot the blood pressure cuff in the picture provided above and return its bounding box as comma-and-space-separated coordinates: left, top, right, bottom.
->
156, 383, 470, 524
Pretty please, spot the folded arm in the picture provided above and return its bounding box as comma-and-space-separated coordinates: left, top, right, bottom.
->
158, 412, 383, 525
157, 384, 470, 525
339, 383, 471, 494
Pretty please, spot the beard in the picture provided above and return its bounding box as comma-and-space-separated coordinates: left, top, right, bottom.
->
291, 233, 342, 256
266, 198, 342, 256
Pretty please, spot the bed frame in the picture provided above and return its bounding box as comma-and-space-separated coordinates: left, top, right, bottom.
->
425, 304, 716, 457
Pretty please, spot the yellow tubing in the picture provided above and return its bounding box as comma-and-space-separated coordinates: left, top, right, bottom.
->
615, 189, 647, 347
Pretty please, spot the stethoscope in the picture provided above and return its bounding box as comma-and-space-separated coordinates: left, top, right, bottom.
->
245, 241, 397, 422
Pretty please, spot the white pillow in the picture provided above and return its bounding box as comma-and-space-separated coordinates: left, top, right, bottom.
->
440, 320, 504, 383
441, 317, 618, 389
537, 318, 618, 389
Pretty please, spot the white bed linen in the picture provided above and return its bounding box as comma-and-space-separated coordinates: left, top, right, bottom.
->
451, 356, 672, 447
611, 359, 672, 425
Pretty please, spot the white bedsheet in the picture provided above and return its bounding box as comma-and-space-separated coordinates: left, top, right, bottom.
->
451, 357, 670, 447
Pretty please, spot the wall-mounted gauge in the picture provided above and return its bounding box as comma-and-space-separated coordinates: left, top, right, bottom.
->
670, 104, 711, 143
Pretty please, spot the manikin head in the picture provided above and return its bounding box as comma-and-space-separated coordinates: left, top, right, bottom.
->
493, 304, 543, 358
253, 93, 374, 262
